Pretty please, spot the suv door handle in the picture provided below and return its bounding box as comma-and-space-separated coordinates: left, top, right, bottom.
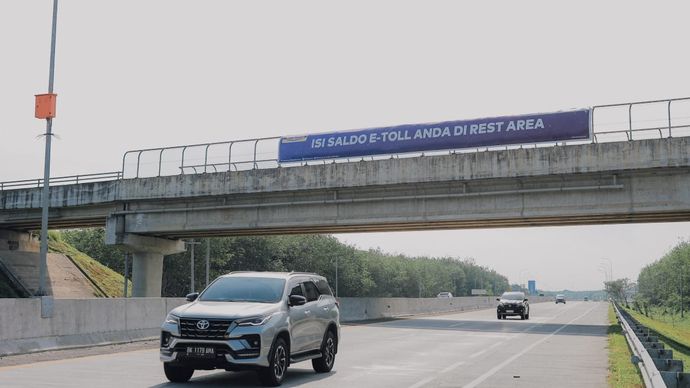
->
304, 310, 311, 315
323, 307, 329, 311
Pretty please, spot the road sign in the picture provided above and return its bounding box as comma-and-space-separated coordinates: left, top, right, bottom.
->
278, 109, 590, 162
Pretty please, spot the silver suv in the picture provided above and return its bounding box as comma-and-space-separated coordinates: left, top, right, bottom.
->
160, 272, 340, 386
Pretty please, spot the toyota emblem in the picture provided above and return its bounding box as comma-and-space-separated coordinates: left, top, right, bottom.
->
196, 320, 210, 330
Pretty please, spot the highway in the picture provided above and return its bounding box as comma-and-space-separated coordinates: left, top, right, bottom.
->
0, 301, 608, 387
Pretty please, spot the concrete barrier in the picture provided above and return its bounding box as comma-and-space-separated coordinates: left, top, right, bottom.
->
0, 296, 553, 356
0, 297, 187, 356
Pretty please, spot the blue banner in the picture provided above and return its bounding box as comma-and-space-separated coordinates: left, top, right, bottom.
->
278, 109, 590, 162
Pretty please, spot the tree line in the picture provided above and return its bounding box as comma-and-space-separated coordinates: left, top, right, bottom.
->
634, 240, 689, 316
60, 228, 509, 298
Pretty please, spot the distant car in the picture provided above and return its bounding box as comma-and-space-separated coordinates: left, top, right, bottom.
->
496, 292, 529, 320
583, 297, 589, 301
437, 292, 453, 298
555, 294, 566, 304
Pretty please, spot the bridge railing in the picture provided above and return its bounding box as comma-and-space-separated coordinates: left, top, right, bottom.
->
0, 171, 122, 192
2, 97, 690, 185
118, 96, 690, 179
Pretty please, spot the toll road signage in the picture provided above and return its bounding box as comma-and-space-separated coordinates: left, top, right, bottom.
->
278, 109, 590, 162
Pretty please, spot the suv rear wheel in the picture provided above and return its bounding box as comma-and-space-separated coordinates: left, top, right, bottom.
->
312, 330, 336, 373
259, 337, 288, 386
163, 363, 194, 383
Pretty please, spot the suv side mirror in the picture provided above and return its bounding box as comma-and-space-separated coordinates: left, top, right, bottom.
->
186, 292, 199, 302
523, 298, 528, 302
289, 295, 307, 306
496, 298, 500, 301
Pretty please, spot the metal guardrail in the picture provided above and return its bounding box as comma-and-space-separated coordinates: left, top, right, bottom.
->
614, 302, 690, 388
2, 97, 690, 187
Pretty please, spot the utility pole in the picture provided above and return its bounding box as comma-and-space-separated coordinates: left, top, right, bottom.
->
681, 266, 684, 319
186, 240, 201, 293
122, 253, 129, 297
601, 258, 613, 281
36, 0, 59, 296
335, 256, 338, 298
205, 239, 210, 288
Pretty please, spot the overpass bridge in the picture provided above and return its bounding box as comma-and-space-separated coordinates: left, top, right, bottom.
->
2, 98, 690, 296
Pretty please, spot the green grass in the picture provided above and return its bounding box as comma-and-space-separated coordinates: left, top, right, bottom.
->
608, 304, 644, 388
48, 238, 130, 297
623, 306, 690, 368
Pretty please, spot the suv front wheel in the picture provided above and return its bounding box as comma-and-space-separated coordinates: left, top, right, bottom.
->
259, 337, 289, 386
163, 363, 194, 383
312, 330, 336, 373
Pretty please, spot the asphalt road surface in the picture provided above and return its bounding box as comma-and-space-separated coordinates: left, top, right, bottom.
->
0, 301, 609, 388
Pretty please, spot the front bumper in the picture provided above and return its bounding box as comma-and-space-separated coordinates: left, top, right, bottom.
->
160, 321, 280, 369
497, 304, 526, 316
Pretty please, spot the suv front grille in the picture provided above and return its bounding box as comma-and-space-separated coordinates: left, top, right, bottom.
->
179, 318, 233, 340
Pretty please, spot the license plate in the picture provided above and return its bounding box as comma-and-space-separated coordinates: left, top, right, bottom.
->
506, 310, 513, 313
186, 346, 215, 358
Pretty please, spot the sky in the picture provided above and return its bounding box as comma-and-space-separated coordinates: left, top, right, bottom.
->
1, 1, 689, 290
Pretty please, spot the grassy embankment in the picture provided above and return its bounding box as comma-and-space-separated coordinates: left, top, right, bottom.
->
608, 304, 644, 388
623, 306, 690, 368
48, 231, 130, 297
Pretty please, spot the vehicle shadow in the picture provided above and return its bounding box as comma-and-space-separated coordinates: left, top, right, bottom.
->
149, 367, 335, 388
358, 318, 608, 337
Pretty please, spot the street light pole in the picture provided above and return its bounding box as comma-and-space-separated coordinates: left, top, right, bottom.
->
205, 239, 210, 288
185, 240, 201, 293
37, 0, 59, 296
680, 266, 684, 319
335, 255, 338, 298
601, 258, 613, 280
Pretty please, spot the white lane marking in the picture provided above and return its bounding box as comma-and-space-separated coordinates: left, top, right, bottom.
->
462, 304, 600, 388
407, 340, 505, 388
0, 348, 156, 371
468, 341, 504, 360
469, 350, 487, 359
408, 374, 441, 388
440, 360, 467, 374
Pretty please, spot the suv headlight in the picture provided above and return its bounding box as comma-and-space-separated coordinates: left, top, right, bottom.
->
164, 313, 179, 326
236, 314, 275, 327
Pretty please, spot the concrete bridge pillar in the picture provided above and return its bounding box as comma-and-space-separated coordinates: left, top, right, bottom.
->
0, 229, 39, 252
105, 228, 185, 297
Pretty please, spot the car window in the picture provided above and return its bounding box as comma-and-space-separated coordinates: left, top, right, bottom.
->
501, 292, 525, 301
315, 279, 333, 296
303, 281, 320, 302
199, 277, 286, 303
289, 284, 304, 297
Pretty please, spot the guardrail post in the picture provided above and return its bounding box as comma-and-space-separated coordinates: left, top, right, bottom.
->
158, 149, 165, 177
628, 103, 634, 141
180, 146, 188, 175
668, 100, 673, 137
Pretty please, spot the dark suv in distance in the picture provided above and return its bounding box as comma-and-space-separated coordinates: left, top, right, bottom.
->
160, 272, 340, 386
496, 292, 530, 320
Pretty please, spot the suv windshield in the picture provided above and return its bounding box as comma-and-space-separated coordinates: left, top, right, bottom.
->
501, 292, 525, 301
199, 277, 286, 303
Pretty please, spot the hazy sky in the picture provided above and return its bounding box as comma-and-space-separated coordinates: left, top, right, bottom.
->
1, 1, 689, 290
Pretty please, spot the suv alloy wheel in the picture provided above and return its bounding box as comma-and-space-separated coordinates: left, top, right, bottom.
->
312, 330, 337, 373
163, 363, 194, 383
259, 337, 289, 386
